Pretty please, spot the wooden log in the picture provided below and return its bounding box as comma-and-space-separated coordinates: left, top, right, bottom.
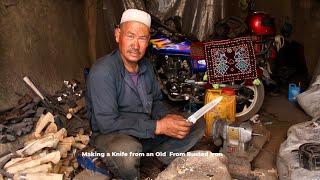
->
57, 145, 70, 159
66, 98, 85, 119
61, 158, 71, 167
24, 138, 38, 147
38, 151, 61, 164
13, 173, 63, 180
0, 136, 40, 168
31, 150, 48, 159
4, 157, 32, 169
0, 153, 18, 169
53, 128, 67, 141
61, 137, 75, 144
57, 137, 75, 158
74, 135, 89, 145
72, 143, 86, 150
17, 163, 52, 174
59, 166, 74, 178
42, 133, 55, 139
0, 138, 38, 169
52, 162, 62, 174
44, 122, 58, 135
6, 151, 61, 174
28, 151, 48, 165
22, 136, 59, 156
6, 158, 41, 174
33, 113, 54, 138
3, 151, 47, 170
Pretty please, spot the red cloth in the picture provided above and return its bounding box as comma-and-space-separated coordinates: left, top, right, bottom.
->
190, 42, 205, 60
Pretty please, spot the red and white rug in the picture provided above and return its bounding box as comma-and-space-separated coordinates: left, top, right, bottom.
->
204, 37, 257, 84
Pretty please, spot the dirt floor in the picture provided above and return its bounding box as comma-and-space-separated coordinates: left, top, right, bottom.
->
74, 87, 311, 180
139, 87, 311, 179
252, 89, 311, 170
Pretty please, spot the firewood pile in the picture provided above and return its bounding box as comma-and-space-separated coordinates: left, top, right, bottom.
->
0, 112, 90, 179
0, 79, 92, 179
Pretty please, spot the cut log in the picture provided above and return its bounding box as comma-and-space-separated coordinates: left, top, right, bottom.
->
6, 151, 61, 174
44, 123, 58, 135
57, 137, 75, 158
74, 135, 89, 145
72, 143, 86, 150
0, 153, 18, 169
66, 98, 85, 119
52, 162, 62, 174
24, 138, 39, 147
57, 145, 70, 159
33, 113, 54, 138
42, 133, 55, 139
0, 134, 43, 168
6, 158, 41, 174
4, 157, 32, 169
22, 136, 59, 156
31, 150, 48, 159
0, 139, 39, 168
61, 137, 75, 144
59, 166, 74, 178
38, 151, 61, 164
13, 173, 63, 180
53, 128, 67, 141
17, 163, 52, 174
61, 158, 71, 167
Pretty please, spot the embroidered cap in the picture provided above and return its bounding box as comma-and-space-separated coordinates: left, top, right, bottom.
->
120, 9, 151, 28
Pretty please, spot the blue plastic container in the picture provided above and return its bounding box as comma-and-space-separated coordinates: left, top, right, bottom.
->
77, 155, 110, 176
288, 83, 301, 102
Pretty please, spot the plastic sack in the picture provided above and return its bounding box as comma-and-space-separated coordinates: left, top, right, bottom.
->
277, 117, 320, 180
296, 75, 320, 117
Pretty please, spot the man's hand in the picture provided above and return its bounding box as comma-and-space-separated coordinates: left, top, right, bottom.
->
155, 114, 192, 139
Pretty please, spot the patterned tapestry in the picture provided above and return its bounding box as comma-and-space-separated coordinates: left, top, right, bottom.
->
204, 37, 257, 84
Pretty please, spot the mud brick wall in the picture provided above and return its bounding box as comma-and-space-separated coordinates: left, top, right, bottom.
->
0, 0, 90, 110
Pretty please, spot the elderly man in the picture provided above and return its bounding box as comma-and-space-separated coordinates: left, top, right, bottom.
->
86, 9, 204, 179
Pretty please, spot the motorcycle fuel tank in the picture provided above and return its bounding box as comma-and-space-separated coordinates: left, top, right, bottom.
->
247, 11, 276, 35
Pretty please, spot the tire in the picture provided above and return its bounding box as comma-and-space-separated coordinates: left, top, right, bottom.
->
235, 83, 265, 122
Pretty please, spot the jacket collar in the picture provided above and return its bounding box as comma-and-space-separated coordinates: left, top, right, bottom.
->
114, 49, 148, 77
113, 50, 149, 95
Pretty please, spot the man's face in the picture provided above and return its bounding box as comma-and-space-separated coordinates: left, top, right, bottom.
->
115, 21, 150, 64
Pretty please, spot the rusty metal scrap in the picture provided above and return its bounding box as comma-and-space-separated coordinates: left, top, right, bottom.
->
0, 79, 90, 143
0, 95, 39, 143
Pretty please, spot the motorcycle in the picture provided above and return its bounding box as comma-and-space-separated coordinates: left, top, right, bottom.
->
148, 11, 281, 122
148, 28, 207, 111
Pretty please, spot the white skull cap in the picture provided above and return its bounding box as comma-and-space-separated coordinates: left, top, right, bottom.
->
120, 9, 151, 28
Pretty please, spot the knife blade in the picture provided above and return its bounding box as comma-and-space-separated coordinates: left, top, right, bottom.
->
187, 96, 223, 123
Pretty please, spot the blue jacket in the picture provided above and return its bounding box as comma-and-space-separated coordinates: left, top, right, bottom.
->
86, 50, 168, 138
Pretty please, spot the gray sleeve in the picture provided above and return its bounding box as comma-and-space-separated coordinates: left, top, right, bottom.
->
89, 70, 156, 139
